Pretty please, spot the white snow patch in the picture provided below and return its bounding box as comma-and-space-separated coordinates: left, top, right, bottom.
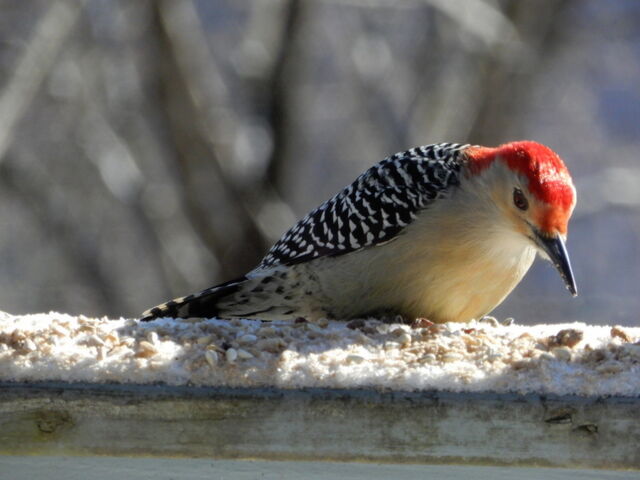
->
1, 312, 639, 396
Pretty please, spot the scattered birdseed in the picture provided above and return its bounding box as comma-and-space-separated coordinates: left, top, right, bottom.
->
86, 335, 106, 347
0, 312, 639, 396
238, 334, 257, 344
411, 318, 434, 329
51, 324, 70, 337
204, 350, 218, 367
611, 326, 632, 343
24, 339, 37, 352
237, 349, 254, 360
147, 331, 159, 345
480, 316, 500, 327
346, 354, 365, 364
421, 353, 437, 363
196, 335, 213, 345
549, 329, 583, 349
226, 348, 238, 363
257, 326, 276, 337
136, 341, 158, 358
442, 353, 464, 363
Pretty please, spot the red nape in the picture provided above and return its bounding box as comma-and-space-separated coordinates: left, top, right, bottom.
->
464, 141, 575, 212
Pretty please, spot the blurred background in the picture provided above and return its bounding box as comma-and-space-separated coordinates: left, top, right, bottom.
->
0, 0, 638, 325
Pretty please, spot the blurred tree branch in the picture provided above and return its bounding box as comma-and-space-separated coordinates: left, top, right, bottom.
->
154, 0, 269, 280
153, 0, 305, 282
263, 0, 303, 194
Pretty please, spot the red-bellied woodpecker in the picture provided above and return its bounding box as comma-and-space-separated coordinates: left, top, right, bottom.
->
141, 141, 577, 323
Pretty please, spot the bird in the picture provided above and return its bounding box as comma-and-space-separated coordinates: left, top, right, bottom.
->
141, 140, 577, 324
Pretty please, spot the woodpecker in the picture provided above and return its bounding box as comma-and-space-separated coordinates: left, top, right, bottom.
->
141, 141, 577, 323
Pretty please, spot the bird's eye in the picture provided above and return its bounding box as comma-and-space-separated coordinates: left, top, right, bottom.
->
513, 188, 529, 211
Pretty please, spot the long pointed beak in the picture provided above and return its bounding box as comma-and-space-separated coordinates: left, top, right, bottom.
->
534, 231, 578, 296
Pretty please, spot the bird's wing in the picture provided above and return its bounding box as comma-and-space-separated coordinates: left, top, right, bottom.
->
259, 143, 470, 268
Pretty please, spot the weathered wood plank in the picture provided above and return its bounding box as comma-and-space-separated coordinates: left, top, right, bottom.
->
0, 382, 637, 469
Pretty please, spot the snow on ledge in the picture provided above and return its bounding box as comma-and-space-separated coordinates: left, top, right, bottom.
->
0, 311, 639, 397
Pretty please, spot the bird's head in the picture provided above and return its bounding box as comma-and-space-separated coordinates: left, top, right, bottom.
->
465, 141, 577, 296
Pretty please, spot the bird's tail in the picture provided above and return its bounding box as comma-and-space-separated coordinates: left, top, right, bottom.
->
139, 268, 305, 322
140, 277, 247, 322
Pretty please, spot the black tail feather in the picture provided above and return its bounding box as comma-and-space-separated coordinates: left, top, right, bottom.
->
139, 276, 246, 322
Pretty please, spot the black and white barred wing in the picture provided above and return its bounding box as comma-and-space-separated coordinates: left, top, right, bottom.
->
259, 143, 469, 268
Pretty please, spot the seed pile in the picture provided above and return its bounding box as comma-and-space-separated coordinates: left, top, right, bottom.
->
0, 311, 639, 396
